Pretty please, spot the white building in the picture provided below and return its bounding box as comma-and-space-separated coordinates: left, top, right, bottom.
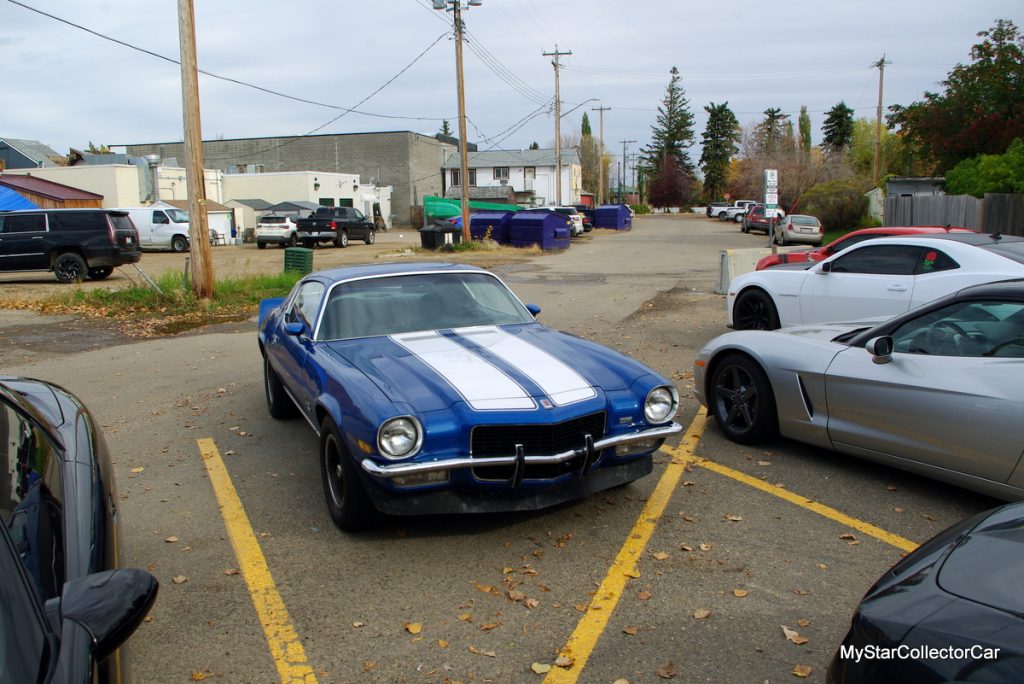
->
441, 149, 581, 207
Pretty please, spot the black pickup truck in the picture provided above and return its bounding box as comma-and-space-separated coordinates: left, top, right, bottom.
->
295, 207, 376, 248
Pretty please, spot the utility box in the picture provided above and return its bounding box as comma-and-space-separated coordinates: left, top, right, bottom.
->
510, 212, 571, 250
595, 204, 633, 230
283, 247, 314, 275
419, 221, 463, 250
469, 211, 514, 244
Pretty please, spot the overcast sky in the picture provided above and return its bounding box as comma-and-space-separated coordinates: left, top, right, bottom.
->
2, 0, 1018, 178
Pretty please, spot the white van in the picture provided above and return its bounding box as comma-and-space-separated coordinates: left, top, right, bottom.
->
119, 207, 192, 252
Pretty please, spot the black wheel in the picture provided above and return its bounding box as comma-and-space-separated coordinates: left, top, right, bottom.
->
741, 222, 750, 233
320, 417, 376, 531
171, 235, 189, 252
87, 266, 113, 280
287, 233, 297, 247
335, 230, 349, 248
257, 241, 267, 250
718, 213, 729, 222
709, 354, 778, 444
778, 229, 788, 245
54, 253, 87, 283
264, 354, 298, 419
733, 289, 780, 330
735, 213, 745, 223
301, 239, 314, 249
365, 229, 375, 245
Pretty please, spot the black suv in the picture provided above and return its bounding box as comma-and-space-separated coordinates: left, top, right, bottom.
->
0, 209, 141, 283
295, 207, 376, 248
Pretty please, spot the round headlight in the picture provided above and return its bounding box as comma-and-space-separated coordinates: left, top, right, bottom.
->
644, 386, 678, 424
377, 417, 422, 460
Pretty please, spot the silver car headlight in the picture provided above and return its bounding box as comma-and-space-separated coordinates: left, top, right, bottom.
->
644, 386, 678, 424
377, 417, 423, 460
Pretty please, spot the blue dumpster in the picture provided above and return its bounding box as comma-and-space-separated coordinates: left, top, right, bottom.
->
469, 211, 514, 244
594, 204, 632, 230
510, 212, 570, 250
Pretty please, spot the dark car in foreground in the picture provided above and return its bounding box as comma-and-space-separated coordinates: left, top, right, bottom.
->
258, 262, 682, 531
828, 502, 1024, 683
0, 209, 141, 282
696, 279, 1024, 501
0, 377, 157, 681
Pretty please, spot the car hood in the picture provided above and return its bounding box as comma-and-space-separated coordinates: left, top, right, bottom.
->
768, 320, 883, 341
324, 324, 645, 413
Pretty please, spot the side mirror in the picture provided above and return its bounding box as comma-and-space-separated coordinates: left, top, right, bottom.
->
57, 568, 159, 662
283, 321, 306, 336
865, 336, 894, 364
818, 262, 832, 274
526, 304, 541, 317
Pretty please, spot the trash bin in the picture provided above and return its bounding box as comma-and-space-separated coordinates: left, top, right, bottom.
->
469, 211, 513, 244
510, 212, 570, 249
419, 221, 464, 250
283, 247, 313, 275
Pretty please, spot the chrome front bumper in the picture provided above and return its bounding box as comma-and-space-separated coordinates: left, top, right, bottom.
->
360, 422, 683, 480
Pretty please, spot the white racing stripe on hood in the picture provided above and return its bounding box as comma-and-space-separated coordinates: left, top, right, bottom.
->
390, 330, 536, 411
454, 326, 596, 406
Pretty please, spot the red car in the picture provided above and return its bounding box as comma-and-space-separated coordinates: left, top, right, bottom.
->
754, 225, 975, 270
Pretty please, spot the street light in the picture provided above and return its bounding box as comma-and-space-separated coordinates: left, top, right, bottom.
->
434, 0, 480, 242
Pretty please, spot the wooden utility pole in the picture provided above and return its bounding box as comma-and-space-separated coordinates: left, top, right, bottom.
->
452, 2, 472, 242
544, 46, 572, 205
619, 139, 635, 204
177, 0, 214, 298
592, 105, 610, 205
872, 55, 891, 185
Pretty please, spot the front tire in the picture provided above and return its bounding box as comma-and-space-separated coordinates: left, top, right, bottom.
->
709, 353, 778, 444
87, 266, 113, 280
320, 417, 376, 531
257, 241, 267, 250
54, 253, 87, 283
264, 354, 298, 419
171, 235, 189, 252
365, 229, 375, 245
733, 289, 780, 330
718, 213, 729, 222
335, 230, 349, 248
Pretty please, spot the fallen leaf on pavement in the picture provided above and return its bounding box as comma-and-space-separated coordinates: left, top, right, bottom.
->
725, 514, 743, 522
782, 625, 809, 645
656, 661, 677, 678
623, 625, 639, 635
524, 598, 540, 609
839, 533, 856, 540
531, 663, 552, 675
172, 575, 187, 584
223, 568, 239, 576
131, 467, 144, 474
457, 613, 472, 622
637, 591, 653, 601
797, 619, 811, 627
792, 664, 813, 678
733, 589, 749, 597
652, 551, 670, 561
438, 639, 448, 649
699, 543, 712, 551
468, 645, 496, 657
555, 655, 574, 668
693, 609, 711, 619
164, 536, 178, 543
404, 622, 422, 635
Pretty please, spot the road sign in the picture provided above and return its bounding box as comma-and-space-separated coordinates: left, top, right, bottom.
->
764, 169, 778, 189
765, 192, 778, 205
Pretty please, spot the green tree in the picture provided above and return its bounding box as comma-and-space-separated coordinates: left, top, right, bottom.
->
581, 112, 592, 138
754, 108, 790, 156
439, 120, 452, 137
86, 141, 110, 154
529, 141, 540, 150
945, 138, 1024, 196
647, 154, 692, 208
822, 102, 855, 154
699, 102, 741, 201
846, 118, 908, 182
641, 66, 696, 175
888, 19, 1024, 174
799, 179, 869, 231
798, 106, 812, 161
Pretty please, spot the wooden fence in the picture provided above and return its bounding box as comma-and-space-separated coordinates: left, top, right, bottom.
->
884, 193, 1023, 236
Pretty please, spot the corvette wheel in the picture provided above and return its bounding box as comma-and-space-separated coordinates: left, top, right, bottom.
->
320, 418, 375, 531
733, 289, 780, 330
710, 353, 778, 444
264, 354, 298, 419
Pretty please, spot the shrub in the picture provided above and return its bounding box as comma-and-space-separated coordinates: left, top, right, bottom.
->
798, 179, 869, 232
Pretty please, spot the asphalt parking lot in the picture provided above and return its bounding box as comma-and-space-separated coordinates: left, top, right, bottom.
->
4, 214, 999, 683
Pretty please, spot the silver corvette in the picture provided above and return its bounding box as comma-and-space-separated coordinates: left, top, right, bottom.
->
694, 279, 1024, 500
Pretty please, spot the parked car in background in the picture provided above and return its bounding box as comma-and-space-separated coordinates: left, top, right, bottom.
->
0, 208, 141, 282
706, 201, 730, 218
721, 200, 758, 222
571, 204, 593, 232
829, 501, 1024, 683
728, 233, 1024, 330
755, 225, 974, 270
771, 214, 823, 245
698, 279, 1024, 500
255, 215, 299, 249
258, 262, 682, 531
119, 206, 191, 252
741, 204, 786, 233
1, 376, 158, 681
295, 206, 376, 248
523, 206, 584, 236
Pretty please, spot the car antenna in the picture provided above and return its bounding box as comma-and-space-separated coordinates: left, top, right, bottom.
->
991, 232, 1002, 241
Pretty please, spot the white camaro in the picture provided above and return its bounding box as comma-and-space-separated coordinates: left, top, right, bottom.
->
727, 233, 1024, 330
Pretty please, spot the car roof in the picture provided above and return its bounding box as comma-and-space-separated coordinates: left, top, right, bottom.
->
837, 225, 973, 238
955, 277, 1024, 301
305, 261, 490, 284
864, 232, 1024, 246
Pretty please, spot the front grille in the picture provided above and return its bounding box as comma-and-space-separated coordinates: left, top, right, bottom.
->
470, 412, 606, 481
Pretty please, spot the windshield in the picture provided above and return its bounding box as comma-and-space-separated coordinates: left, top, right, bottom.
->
318, 272, 535, 341
166, 209, 189, 223
790, 216, 819, 226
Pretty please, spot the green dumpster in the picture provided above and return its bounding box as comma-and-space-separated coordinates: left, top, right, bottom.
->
283, 247, 313, 275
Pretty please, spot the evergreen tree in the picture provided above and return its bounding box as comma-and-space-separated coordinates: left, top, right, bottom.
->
581, 112, 592, 137
699, 102, 741, 201
798, 106, 812, 160
822, 102, 855, 154
641, 66, 696, 174
754, 107, 790, 156
439, 120, 452, 137
529, 141, 540, 150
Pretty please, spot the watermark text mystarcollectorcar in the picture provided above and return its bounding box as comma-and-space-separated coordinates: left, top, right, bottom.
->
840, 644, 1001, 663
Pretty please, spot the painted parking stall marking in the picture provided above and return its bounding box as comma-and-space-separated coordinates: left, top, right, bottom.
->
197, 438, 318, 684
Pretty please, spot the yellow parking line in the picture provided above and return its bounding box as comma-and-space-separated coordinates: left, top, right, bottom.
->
543, 411, 709, 683
197, 438, 318, 684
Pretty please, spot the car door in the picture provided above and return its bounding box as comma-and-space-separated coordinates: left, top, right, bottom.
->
151, 210, 173, 248
824, 299, 1024, 483
0, 212, 50, 271
267, 281, 325, 419
799, 244, 922, 324
350, 208, 370, 240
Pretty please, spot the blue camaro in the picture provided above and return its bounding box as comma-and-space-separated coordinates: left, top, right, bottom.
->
258, 262, 682, 530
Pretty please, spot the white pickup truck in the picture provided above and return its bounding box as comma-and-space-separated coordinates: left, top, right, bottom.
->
716, 200, 757, 222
